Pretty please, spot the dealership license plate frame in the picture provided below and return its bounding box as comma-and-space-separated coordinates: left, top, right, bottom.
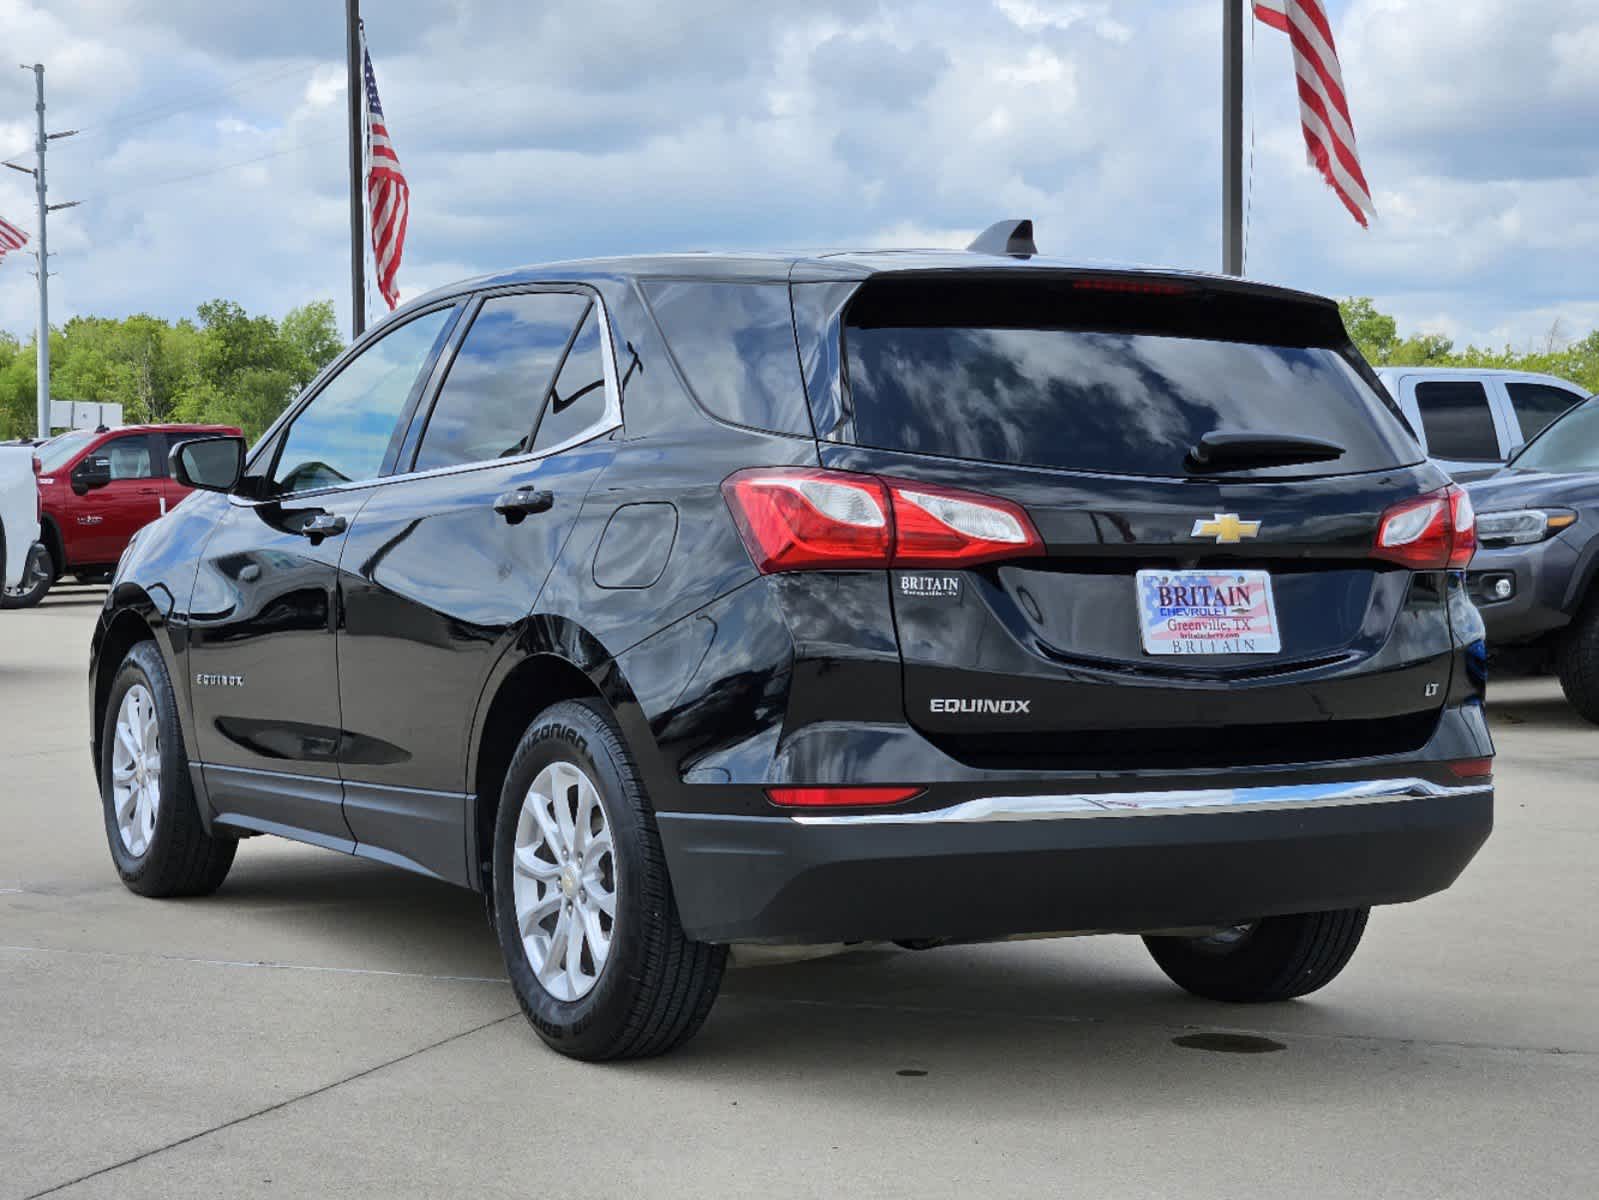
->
1136, 569, 1283, 656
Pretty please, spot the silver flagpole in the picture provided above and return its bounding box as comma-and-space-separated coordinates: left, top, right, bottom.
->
1222, 0, 1245, 276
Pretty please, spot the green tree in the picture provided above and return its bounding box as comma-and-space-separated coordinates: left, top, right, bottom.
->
279, 300, 342, 388
1339, 297, 1399, 365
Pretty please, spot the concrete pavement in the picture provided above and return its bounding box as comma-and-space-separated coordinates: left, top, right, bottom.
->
2, 584, 1596, 1198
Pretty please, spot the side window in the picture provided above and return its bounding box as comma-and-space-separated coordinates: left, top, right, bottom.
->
1414, 381, 1500, 462
414, 292, 589, 471
1507, 382, 1582, 444
105, 435, 156, 481
644, 280, 813, 436
273, 307, 453, 494
532, 303, 610, 452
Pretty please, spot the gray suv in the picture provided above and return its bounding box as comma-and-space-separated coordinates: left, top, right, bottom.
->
1467, 395, 1599, 719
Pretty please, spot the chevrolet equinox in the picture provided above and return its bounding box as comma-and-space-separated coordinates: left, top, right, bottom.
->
90, 223, 1494, 1060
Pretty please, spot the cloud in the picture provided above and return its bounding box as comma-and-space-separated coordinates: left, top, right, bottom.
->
0, 0, 1592, 356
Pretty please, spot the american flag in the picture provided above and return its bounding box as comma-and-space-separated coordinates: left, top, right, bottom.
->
361, 27, 409, 310
0, 215, 27, 266
1254, 0, 1375, 228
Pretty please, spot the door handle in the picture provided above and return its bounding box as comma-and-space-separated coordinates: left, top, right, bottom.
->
493, 487, 554, 525
299, 512, 348, 540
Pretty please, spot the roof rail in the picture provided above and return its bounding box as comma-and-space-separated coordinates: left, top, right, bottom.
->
966, 219, 1037, 257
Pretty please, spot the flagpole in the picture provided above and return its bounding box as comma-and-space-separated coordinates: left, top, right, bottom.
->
345, 0, 366, 339
1222, 0, 1244, 276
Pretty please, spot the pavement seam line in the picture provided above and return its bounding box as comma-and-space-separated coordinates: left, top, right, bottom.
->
21, 1012, 521, 1200
0, 942, 510, 986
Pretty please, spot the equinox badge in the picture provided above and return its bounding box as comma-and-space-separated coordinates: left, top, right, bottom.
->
930, 698, 1032, 714
1192, 513, 1262, 544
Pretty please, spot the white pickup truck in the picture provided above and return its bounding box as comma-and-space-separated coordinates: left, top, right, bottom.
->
1376, 367, 1589, 480
0, 442, 46, 607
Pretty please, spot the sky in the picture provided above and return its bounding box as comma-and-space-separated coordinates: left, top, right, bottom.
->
0, 0, 1593, 352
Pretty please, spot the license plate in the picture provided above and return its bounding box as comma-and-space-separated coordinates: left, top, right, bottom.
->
1136, 569, 1281, 655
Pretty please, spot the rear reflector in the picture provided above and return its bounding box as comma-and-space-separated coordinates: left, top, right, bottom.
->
766, 785, 923, 808
1446, 757, 1494, 780
1374, 484, 1476, 570
723, 467, 1044, 572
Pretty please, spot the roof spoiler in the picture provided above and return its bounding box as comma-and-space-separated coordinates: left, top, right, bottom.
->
966, 219, 1037, 258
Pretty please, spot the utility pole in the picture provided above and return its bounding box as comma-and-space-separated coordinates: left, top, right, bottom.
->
1221, 0, 1245, 276
345, 0, 366, 339
8, 64, 77, 438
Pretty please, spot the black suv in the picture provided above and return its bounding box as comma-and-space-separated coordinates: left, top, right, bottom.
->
91, 227, 1494, 1060
1466, 395, 1599, 719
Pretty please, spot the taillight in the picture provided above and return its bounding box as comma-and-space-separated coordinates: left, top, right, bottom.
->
889, 480, 1042, 566
723, 468, 1044, 572
721, 468, 891, 572
766, 785, 923, 808
32, 454, 41, 522
1448, 487, 1476, 567
1374, 485, 1476, 570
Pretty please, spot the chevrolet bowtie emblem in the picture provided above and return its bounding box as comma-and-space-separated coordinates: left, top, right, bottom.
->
1192, 513, 1261, 543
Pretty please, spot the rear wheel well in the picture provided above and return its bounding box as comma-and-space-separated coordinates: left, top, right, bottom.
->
93, 609, 157, 781
473, 655, 605, 892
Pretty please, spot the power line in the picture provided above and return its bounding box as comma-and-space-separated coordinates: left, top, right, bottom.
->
1, 59, 323, 168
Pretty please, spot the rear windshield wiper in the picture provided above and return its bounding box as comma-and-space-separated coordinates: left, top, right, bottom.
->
1185, 431, 1346, 473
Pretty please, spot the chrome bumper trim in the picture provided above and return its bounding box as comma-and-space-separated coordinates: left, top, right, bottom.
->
787, 777, 1491, 827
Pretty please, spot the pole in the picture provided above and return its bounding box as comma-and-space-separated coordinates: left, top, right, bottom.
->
31, 63, 50, 437
345, 0, 366, 339
1221, 0, 1244, 276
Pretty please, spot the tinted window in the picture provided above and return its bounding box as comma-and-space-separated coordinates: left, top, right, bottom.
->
1414, 381, 1500, 462
104, 435, 156, 480
644, 281, 812, 436
1507, 382, 1582, 443
845, 323, 1416, 478
415, 293, 589, 471
274, 307, 453, 494
1511, 400, 1599, 474
532, 305, 609, 452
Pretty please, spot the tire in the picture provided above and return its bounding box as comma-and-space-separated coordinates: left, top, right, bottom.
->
100, 640, 237, 897
492, 698, 726, 1060
1555, 602, 1599, 724
1144, 908, 1369, 1003
1, 542, 53, 609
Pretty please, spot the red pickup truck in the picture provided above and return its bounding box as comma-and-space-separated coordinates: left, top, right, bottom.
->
16, 423, 240, 606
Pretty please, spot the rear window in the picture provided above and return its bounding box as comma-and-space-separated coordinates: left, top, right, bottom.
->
842, 278, 1419, 478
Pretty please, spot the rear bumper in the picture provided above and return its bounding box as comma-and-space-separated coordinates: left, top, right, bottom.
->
657, 778, 1493, 944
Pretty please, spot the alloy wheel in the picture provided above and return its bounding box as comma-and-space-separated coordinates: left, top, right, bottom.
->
511, 760, 618, 1002
111, 684, 161, 856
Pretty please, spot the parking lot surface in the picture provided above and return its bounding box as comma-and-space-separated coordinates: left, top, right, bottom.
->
3, 584, 1596, 1199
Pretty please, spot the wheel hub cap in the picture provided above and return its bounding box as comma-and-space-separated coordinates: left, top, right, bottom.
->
511, 760, 618, 1002
111, 683, 161, 857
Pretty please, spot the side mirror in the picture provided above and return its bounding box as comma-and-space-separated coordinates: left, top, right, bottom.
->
71, 456, 112, 495
170, 435, 246, 493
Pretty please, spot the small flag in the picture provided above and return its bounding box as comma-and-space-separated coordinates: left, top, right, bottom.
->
0, 215, 27, 265
361, 26, 410, 310
1254, 0, 1376, 227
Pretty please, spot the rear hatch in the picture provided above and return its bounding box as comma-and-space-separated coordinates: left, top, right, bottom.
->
824, 271, 1455, 771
